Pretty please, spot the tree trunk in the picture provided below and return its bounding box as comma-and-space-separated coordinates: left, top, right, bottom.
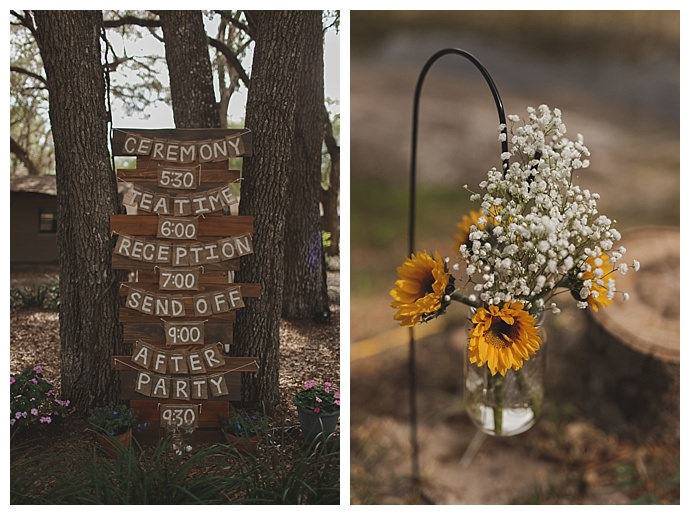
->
321, 104, 340, 257
282, 11, 330, 320
159, 10, 220, 128
33, 10, 124, 409
234, 11, 306, 409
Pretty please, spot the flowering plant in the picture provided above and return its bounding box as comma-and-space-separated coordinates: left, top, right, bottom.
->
220, 409, 268, 437
293, 380, 340, 415
10, 365, 70, 432
391, 105, 639, 377
88, 403, 138, 437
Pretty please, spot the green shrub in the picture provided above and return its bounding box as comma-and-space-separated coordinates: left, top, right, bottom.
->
10, 277, 60, 310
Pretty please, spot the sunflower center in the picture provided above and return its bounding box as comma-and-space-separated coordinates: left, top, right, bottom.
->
486, 318, 519, 348
420, 273, 435, 296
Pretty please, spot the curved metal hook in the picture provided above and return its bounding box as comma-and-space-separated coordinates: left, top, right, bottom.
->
408, 48, 508, 255
406, 48, 508, 500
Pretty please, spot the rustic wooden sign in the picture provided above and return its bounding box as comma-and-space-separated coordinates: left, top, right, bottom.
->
114, 129, 251, 162
158, 267, 200, 291
163, 320, 206, 346
111, 127, 259, 440
157, 164, 201, 190
135, 371, 230, 399
122, 183, 239, 216
114, 233, 253, 265
131, 341, 225, 374
160, 403, 201, 429
124, 285, 246, 317
157, 216, 198, 240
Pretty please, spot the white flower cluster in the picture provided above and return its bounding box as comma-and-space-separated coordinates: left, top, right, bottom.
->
457, 105, 635, 312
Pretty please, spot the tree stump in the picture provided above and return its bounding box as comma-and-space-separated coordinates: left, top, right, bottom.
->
583, 226, 679, 444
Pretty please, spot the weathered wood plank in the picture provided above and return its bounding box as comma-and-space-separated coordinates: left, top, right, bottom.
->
122, 321, 234, 346
119, 282, 261, 298
119, 307, 236, 323
129, 399, 232, 427
117, 168, 241, 185
113, 356, 259, 373
110, 214, 254, 236
112, 254, 240, 272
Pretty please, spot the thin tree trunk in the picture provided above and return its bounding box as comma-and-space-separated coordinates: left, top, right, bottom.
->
159, 10, 219, 128
33, 10, 124, 409
234, 10, 306, 408
282, 11, 330, 320
321, 104, 340, 257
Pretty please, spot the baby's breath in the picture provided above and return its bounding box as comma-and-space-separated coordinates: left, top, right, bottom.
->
456, 105, 637, 313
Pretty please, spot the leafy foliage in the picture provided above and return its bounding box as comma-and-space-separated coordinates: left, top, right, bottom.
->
10, 365, 69, 434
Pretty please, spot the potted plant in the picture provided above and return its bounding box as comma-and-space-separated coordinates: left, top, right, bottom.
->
88, 403, 138, 457
219, 409, 268, 454
293, 380, 340, 443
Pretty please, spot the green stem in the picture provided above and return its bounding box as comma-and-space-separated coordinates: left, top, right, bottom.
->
491, 373, 504, 436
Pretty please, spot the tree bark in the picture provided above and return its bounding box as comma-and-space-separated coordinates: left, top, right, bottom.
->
234, 11, 306, 409
159, 11, 219, 128
33, 10, 124, 409
282, 11, 330, 320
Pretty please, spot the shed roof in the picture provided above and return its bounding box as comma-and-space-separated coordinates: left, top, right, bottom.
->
10, 175, 57, 196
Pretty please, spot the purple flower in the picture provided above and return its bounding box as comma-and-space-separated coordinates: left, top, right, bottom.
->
40, 416, 52, 424
33, 365, 44, 374
14, 412, 22, 420
10, 376, 15, 385
30, 378, 38, 385
31, 408, 38, 416
335, 399, 341, 406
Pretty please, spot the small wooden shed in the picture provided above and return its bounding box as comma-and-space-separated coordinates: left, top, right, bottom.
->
10, 175, 58, 264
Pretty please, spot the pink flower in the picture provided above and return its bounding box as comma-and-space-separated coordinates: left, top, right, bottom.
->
40, 416, 52, 424
33, 365, 44, 374
315, 396, 322, 404
303, 380, 317, 390
335, 391, 340, 399
31, 408, 38, 416
14, 412, 22, 420
335, 399, 340, 406
10, 377, 15, 385
30, 378, 38, 384
313, 407, 321, 414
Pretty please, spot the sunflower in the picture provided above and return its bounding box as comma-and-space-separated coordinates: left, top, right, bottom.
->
454, 209, 486, 251
577, 254, 615, 312
390, 251, 454, 327
468, 301, 542, 376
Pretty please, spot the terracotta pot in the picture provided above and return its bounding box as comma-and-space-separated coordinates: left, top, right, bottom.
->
223, 431, 259, 455
96, 428, 132, 458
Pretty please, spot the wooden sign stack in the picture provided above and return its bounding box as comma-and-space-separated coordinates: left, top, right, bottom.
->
109, 128, 260, 443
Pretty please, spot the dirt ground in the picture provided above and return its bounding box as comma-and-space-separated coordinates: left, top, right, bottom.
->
349, 11, 680, 505
9, 263, 341, 477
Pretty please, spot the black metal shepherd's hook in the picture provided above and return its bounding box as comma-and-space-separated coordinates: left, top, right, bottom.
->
407, 48, 508, 503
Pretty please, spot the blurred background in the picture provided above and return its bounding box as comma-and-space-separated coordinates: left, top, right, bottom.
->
349, 11, 679, 504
